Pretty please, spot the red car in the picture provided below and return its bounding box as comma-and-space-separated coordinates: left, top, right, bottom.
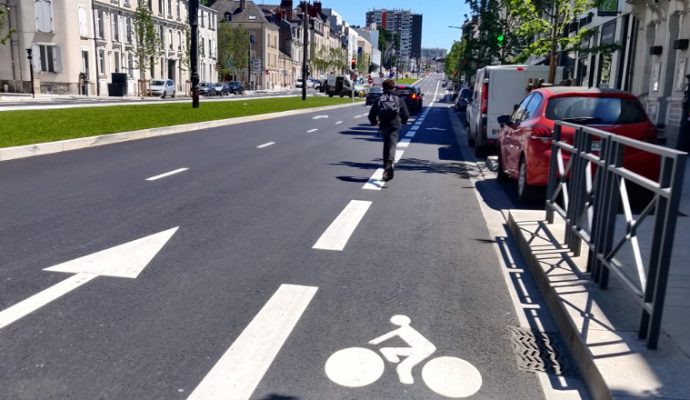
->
496, 87, 659, 202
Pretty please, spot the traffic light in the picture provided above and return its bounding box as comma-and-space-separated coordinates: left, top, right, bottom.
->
497, 33, 505, 46
351, 58, 356, 70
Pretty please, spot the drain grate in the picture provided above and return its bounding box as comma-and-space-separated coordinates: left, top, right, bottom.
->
508, 326, 576, 377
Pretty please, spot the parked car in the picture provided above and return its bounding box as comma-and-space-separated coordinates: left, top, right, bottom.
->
467, 65, 560, 156
296, 78, 314, 89
311, 79, 321, 90
454, 88, 472, 112
199, 82, 216, 96
224, 81, 244, 95
365, 86, 383, 106
148, 79, 175, 98
394, 84, 423, 113
496, 86, 659, 202
213, 82, 225, 95
327, 76, 353, 97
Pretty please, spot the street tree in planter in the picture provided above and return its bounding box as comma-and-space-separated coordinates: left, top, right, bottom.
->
134, 0, 161, 96
508, 0, 590, 83
217, 23, 249, 82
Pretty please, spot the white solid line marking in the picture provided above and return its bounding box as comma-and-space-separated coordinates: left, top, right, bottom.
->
335, 121, 343, 125
363, 169, 385, 190
395, 149, 404, 163
257, 142, 275, 149
398, 138, 412, 148
313, 200, 372, 251
0, 273, 97, 329
307, 128, 318, 133
146, 168, 188, 181
187, 284, 317, 400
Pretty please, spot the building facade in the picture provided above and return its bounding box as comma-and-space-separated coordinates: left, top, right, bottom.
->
0, 0, 216, 96
365, 8, 422, 71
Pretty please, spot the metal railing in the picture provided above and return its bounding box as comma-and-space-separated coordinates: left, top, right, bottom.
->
545, 121, 687, 349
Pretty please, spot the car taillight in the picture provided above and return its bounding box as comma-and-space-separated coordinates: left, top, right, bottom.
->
411, 93, 417, 100
480, 82, 488, 114
528, 125, 553, 142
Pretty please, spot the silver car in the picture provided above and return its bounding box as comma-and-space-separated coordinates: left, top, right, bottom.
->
148, 79, 176, 98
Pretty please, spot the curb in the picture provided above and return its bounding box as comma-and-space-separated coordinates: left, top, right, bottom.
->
0, 102, 361, 162
506, 211, 611, 400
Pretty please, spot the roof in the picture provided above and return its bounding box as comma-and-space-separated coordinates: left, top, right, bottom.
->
210, 0, 272, 25
538, 86, 636, 96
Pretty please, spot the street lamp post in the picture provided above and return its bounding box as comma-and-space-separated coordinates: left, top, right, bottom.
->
189, 0, 200, 108
25, 48, 35, 98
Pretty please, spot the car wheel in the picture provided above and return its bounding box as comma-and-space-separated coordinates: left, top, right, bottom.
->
171, 91, 175, 98
161, 92, 166, 99
517, 156, 536, 203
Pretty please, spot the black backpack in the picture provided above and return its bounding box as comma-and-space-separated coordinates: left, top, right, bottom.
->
378, 93, 400, 121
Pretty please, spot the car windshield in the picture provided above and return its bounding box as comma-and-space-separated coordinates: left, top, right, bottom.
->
369, 87, 382, 93
151, 80, 165, 86
546, 96, 648, 124
394, 87, 412, 96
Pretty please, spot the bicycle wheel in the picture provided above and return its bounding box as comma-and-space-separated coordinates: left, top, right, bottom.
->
421, 356, 482, 398
324, 347, 384, 388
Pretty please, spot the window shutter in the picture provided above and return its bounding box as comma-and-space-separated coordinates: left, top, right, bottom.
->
79, 6, 87, 37
52, 46, 61, 73
31, 44, 41, 72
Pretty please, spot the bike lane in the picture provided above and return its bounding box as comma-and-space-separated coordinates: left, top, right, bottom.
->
248, 96, 548, 399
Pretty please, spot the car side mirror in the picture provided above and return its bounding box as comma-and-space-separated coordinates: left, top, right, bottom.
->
497, 115, 511, 127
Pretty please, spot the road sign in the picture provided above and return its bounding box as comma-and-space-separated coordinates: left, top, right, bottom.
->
251, 58, 261, 73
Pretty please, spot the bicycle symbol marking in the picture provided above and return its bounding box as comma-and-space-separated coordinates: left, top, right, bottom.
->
324, 315, 482, 398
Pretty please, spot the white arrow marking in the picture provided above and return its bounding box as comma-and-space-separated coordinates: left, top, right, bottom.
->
312, 115, 329, 120
187, 284, 317, 400
0, 227, 178, 329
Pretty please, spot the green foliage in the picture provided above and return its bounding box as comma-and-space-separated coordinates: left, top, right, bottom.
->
378, 28, 399, 69
0, 97, 357, 148
0, 7, 14, 45
217, 23, 249, 81
133, 0, 161, 83
356, 52, 370, 74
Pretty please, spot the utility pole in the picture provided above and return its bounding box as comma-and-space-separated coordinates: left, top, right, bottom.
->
189, 0, 200, 108
25, 48, 35, 98
301, 1, 308, 101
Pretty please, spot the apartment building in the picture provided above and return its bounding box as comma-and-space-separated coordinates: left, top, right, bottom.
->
0, 0, 216, 96
365, 8, 422, 71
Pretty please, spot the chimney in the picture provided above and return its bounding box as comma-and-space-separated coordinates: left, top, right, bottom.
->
280, 0, 293, 20
240, 0, 246, 12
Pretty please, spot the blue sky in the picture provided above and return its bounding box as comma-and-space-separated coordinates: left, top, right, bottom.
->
317, 0, 471, 51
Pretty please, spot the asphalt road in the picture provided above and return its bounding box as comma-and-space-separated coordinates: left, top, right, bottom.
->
0, 75, 582, 399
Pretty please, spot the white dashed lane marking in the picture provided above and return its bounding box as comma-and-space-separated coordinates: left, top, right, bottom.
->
313, 200, 372, 251
307, 129, 318, 133
146, 168, 189, 181
257, 142, 275, 149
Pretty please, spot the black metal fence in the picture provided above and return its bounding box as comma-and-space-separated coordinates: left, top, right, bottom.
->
545, 121, 687, 349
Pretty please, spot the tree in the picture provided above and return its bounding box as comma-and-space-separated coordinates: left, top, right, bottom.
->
378, 28, 399, 69
217, 23, 249, 81
133, 0, 161, 95
0, 7, 14, 45
357, 52, 370, 74
508, 0, 590, 83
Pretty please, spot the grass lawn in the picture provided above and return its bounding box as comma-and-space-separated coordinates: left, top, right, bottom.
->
396, 78, 419, 85
0, 96, 356, 148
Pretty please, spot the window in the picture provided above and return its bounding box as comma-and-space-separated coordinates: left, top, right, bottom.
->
169, 29, 173, 50
513, 93, 534, 122
127, 53, 134, 77
545, 96, 648, 124
98, 48, 105, 75
167, 0, 172, 16
523, 93, 543, 120
81, 50, 89, 74
114, 51, 120, 72
126, 17, 132, 44
37, 44, 60, 73
95, 9, 105, 39
78, 5, 88, 37
112, 14, 120, 42
176, 0, 181, 18
159, 25, 165, 49
200, 11, 205, 27
224, 12, 232, 22
177, 32, 182, 51
35, 0, 53, 33
158, 0, 163, 15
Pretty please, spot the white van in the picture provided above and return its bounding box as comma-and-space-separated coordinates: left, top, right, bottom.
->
467, 65, 560, 155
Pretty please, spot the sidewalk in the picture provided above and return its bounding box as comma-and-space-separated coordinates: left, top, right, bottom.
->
508, 161, 690, 399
